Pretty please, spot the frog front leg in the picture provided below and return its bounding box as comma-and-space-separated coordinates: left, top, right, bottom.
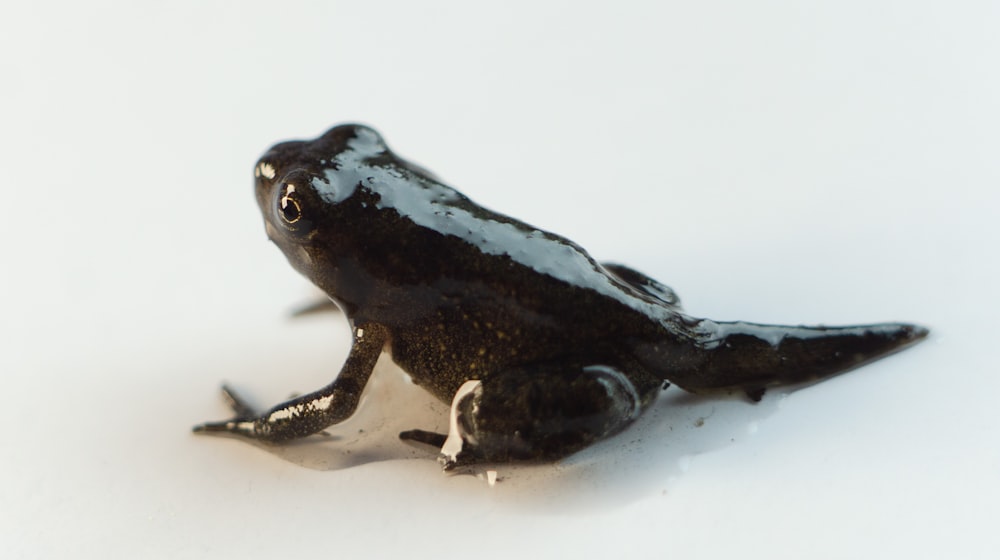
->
193, 323, 387, 443
403, 363, 659, 469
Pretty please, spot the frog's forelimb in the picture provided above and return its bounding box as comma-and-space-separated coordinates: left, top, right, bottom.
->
193, 324, 387, 442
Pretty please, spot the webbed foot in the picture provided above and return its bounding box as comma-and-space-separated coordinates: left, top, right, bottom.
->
192, 385, 262, 437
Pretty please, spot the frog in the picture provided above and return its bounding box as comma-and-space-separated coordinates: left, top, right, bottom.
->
193, 124, 928, 469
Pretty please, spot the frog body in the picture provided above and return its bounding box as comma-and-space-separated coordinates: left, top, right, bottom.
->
194, 125, 927, 468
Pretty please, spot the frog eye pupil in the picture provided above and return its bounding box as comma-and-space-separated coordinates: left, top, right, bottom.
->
280, 197, 301, 223
278, 184, 302, 224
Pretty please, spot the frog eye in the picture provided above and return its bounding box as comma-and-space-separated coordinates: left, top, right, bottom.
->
271, 172, 317, 237
278, 184, 302, 224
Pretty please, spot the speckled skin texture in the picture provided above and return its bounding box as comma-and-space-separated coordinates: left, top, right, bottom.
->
194, 124, 927, 468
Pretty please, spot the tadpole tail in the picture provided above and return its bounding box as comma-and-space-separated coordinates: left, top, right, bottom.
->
673, 320, 929, 399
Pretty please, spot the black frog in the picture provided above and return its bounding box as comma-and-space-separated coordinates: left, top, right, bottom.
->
194, 124, 927, 469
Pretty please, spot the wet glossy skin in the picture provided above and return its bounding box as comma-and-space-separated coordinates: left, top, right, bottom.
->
194, 124, 928, 468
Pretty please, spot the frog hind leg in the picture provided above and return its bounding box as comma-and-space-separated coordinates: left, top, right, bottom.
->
670, 320, 929, 400
428, 363, 656, 470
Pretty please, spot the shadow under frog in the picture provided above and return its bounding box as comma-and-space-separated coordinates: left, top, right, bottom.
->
194, 124, 927, 471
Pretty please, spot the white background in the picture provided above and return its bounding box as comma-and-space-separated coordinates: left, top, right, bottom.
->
2, 1, 998, 558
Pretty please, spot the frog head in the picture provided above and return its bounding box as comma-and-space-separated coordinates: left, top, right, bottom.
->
252, 125, 390, 291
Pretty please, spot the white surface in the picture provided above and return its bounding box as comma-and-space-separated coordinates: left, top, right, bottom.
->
2, 1, 998, 558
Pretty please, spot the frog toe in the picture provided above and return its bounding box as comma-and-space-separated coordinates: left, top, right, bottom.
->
290, 297, 340, 317
192, 385, 262, 436
218, 384, 261, 419
437, 449, 481, 472
399, 429, 448, 449
191, 418, 258, 437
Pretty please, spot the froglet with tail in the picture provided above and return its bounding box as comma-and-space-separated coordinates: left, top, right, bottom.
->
194, 125, 927, 469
